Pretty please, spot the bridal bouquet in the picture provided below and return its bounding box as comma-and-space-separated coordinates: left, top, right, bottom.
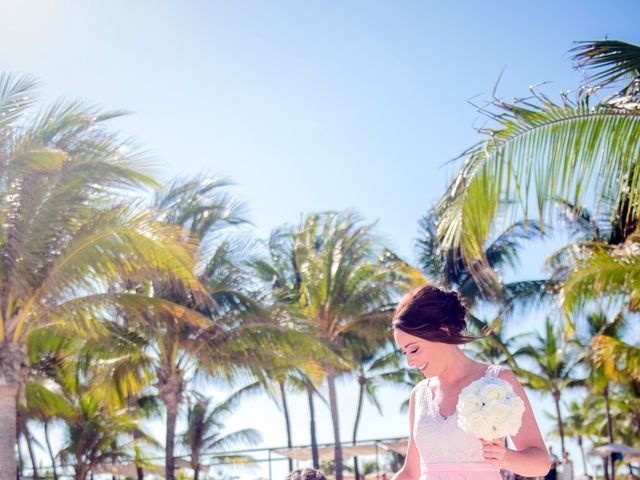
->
456, 376, 525, 440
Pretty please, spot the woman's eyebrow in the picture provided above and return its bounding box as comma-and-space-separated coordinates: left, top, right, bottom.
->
403, 342, 417, 349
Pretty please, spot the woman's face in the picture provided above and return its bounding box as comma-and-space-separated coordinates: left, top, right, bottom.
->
393, 327, 452, 378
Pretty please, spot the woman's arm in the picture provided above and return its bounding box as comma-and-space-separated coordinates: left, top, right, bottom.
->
481, 369, 551, 477
392, 388, 421, 480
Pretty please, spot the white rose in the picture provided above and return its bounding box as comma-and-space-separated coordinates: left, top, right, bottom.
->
504, 416, 522, 436
457, 394, 483, 416
506, 395, 525, 415
485, 401, 508, 423
456, 375, 525, 440
482, 383, 508, 402
466, 412, 492, 438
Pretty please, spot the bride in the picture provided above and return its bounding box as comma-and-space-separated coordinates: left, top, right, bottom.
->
391, 285, 551, 480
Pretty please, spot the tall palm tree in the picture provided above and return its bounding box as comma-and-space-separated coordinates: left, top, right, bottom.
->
181, 388, 262, 480
433, 40, 640, 284
0, 73, 204, 479
251, 365, 297, 472
516, 318, 584, 454
250, 228, 330, 470
345, 337, 404, 480
292, 211, 414, 480
122, 177, 312, 480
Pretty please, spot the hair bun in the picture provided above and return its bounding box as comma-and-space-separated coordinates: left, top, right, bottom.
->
393, 284, 474, 344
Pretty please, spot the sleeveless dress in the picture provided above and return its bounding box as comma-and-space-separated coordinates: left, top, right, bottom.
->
413, 364, 504, 480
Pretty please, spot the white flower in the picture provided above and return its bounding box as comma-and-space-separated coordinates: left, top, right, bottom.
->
483, 383, 507, 401
457, 393, 483, 416
456, 375, 525, 440
465, 412, 492, 438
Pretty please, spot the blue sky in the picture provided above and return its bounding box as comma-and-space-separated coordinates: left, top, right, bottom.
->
6, 0, 634, 260
2, 1, 639, 478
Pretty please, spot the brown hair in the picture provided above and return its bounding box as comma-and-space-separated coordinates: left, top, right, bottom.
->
285, 469, 328, 480
392, 284, 483, 344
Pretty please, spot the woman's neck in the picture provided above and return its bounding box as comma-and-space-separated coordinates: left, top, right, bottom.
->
436, 347, 480, 385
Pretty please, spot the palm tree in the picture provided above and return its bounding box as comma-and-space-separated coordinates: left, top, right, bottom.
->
59, 397, 147, 480
557, 232, 640, 313
433, 40, 640, 284
465, 316, 529, 369
22, 326, 155, 480
577, 312, 630, 480
251, 365, 297, 472
123, 177, 311, 480
16, 409, 39, 480
591, 334, 640, 381
559, 400, 594, 476
516, 318, 584, 454
418, 212, 546, 369
292, 211, 414, 480
345, 337, 404, 480
181, 388, 262, 480
0, 73, 204, 479
249, 228, 330, 470
418, 212, 549, 308
252, 361, 329, 474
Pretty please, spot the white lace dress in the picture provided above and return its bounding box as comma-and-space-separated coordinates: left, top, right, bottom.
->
413, 364, 504, 480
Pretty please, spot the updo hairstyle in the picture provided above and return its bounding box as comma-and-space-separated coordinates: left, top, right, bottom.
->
392, 284, 481, 344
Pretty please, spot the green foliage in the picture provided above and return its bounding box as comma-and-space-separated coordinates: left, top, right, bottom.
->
434, 40, 640, 292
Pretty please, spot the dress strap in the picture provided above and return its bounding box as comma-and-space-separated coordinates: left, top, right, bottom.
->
413, 378, 434, 417
484, 364, 503, 377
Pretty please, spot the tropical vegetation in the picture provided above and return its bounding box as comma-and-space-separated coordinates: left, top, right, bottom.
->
2, 38, 640, 480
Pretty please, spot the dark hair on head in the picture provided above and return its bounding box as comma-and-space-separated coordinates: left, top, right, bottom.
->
285, 469, 328, 480
392, 284, 484, 344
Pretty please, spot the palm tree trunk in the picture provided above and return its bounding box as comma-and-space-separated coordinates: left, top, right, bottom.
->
577, 435, 587, 476
552, 390, 566, 454
75, 456, 89, 480
0, 342, 27, 480
306, 383, 320, 469
44, 421, 59, 480
279, 380, 294, 472
603, 384, 616, 480
327, 367, 343, 480
23, 428, 39, 480
127, 392, 145, 480
194, 466, 200, 480
166, 403, 178, 480
16, 425, 23, 480
603, 457, 610, 480
159, 367, 183, 480
0, 383, 19, 480
352, 375, 366, 480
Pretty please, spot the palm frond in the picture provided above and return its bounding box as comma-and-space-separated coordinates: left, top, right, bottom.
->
0, 73, 37, 129
591, 334, 640, 381
572, 40, 640, 91
560, 235, 640, 312
436, 89, 640, 276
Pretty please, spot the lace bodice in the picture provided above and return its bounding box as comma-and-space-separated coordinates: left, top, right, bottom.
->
413, 364, 503, 466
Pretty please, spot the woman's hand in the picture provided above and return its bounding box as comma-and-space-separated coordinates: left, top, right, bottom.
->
480, 438, 508, 467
